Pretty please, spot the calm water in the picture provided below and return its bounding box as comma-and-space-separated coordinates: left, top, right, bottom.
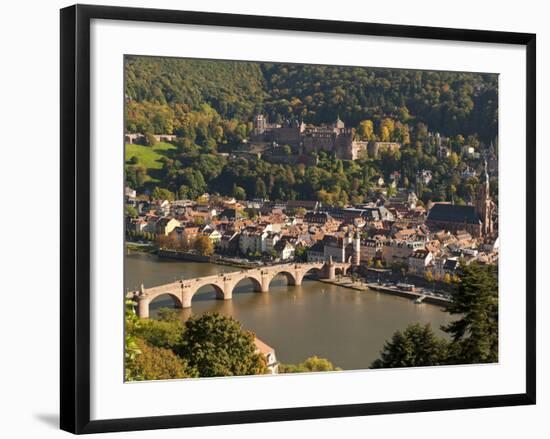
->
126, 253, 454, 370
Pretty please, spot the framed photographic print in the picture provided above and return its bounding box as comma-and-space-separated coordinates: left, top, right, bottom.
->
60, 4, 536, 434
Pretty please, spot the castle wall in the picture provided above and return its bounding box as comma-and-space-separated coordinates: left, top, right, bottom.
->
273, 127, 302, 147
303, 132, 337, 153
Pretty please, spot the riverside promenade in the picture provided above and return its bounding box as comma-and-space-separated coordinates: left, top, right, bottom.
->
316, 277, 452, 306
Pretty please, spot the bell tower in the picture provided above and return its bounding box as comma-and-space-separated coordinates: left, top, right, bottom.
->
352, 230, 361, 266
475, 159, 493, 236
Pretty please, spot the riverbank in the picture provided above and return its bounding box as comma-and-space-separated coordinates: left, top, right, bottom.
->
126, 242, 156, 254
317, 277, 451, 306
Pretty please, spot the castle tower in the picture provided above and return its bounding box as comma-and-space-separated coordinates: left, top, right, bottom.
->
352, 230, 361, 266
475, 159, 493, 236
334, 115, 345, 130
253, 114, 266, 136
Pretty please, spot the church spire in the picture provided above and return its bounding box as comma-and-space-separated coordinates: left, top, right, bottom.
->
482, 158, 489, 184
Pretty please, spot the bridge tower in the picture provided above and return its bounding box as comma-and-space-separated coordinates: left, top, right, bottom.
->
352, 230, 361, 266
325, 256, 336, 280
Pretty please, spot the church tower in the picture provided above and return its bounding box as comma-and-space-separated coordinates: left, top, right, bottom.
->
475, 159, 493, 236
334, 115, 345, 130
352, 230, 361, 266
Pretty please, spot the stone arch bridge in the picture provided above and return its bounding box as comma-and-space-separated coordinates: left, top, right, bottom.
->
127, 260, 351, 318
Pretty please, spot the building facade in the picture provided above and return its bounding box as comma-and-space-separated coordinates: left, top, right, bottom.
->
251, 114, 369, 160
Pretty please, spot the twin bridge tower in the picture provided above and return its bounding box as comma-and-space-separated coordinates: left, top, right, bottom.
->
127, 259, 352, 319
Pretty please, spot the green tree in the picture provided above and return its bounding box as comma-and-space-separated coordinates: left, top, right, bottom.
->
371, 323, 448, 368
279, 356, 341, 373
232, 184, 247, 200
125, 205, 138, 218
294, 245, 307, 262
443, 262, 498, 364
144, 132, 158, 146
151, 187, 174, 201
177, 313, 268, 377
281, 144, 292, 155
133, 308, 185, 351
124, 300, 142, 381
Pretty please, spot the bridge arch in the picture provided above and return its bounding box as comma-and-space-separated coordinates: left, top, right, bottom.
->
147, 291, 184, 309
293, 264, 323, 285
192, 282, 226, 301
269, 270, 297, 287
230, 275, 263, 295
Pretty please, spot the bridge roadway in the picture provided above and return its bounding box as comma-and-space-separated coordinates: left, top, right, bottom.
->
127, 260, 351, 318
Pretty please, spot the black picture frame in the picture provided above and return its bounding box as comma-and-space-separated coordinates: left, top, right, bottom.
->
60, 4, 536, 434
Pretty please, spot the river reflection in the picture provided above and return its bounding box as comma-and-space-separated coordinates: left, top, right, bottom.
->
126, 252, 455, 370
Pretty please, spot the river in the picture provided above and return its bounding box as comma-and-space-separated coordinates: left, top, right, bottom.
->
125, 252, 455, 370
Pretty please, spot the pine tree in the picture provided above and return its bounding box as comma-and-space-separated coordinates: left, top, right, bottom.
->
443, 262, 498, 364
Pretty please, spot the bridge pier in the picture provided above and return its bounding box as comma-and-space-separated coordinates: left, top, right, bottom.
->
326, 264, 336, 280
137, 296, 150, 319
260, 277, 270, 293
181, 291, 193, 308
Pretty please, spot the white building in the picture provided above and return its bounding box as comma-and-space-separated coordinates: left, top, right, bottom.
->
382, 240, 425, 266
254, 338, 278, 374
408, 249, 434, 276
274, 240, 295, 261
239, 224, 273, 254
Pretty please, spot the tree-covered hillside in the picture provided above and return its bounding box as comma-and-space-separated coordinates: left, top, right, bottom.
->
124, 56, 498, 206
125, 56, 267, 120
261, 64, 498, 142
125, 56, 498, 142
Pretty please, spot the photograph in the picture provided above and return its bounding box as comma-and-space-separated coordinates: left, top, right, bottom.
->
123, 56, 499, 381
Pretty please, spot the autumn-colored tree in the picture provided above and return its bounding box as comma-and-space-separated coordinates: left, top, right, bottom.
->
357, 120, 374, 141
425, 271, 434, 283
379, 118, 395, 142
128, 338, 195, 381
156, 234, 179, 250
193, 235, 214, 256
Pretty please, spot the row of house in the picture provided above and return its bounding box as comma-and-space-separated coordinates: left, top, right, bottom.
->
126, 186, 498, 273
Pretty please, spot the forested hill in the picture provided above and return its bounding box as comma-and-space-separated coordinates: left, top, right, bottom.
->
125, 56, 498, 142
125, 56, 267, 119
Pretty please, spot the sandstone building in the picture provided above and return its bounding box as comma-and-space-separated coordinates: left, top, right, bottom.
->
251, 114, 371, 160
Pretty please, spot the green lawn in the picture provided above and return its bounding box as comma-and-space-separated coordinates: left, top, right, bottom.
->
125, 142, 176, 170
